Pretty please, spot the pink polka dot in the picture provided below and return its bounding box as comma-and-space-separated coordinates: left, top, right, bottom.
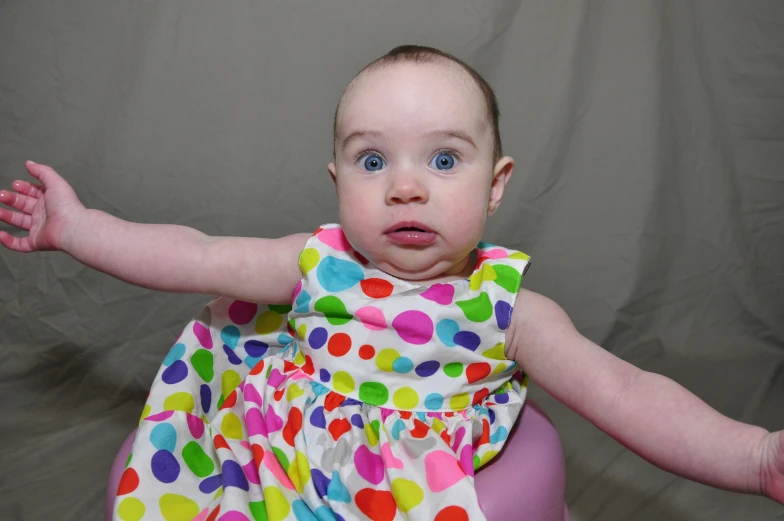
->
391, 310, 434, 345
187, 414, 204, 439
228, 300, 257, 325
243, 384, 263, 407
218, 511, 251, 521
264, 450, 295, 490
318, 228, 352, 251
478, 248, 508, 259
425, 450, 466, 492
245, 408, 267, 437
193, 321, 213, 349
459, 444, 474, 477
355, 306, 387, 331
354, 445, 384, 485
242, 460, 260, 485
292, 280, 303, 301
145, 411, 174, 422
420, 283, 455, 305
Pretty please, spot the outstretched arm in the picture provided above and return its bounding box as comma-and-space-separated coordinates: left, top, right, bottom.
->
0, 162, 307, 302
505, 288, 783, 502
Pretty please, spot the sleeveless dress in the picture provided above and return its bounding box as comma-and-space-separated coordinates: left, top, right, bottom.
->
114, 224, 531, 521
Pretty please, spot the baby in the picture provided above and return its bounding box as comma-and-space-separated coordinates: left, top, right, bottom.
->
1, 45, 782, 521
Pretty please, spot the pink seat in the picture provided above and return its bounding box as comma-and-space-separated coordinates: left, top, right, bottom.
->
107, 399, 569, 520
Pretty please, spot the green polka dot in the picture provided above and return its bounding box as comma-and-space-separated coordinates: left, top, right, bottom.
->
264, 486, 291, 521
375, 348, 399, 372
117, 497, 145, 521
216, 394, 225, 409
222, 369, 241, 398
456, 291, 493, 322
158, 493, 200, 521
314, 296, 353, 326
450, 392, 470, 411
333, 371, 355, 393
163, 392, 194, 413
249, 500, 268, 521
392, 387, 419, 409
492, 264, 522, 293
299, 247, 320, 274
444, 362, 463, 378
255, 310, 283, 335
182, 441, 214, 477
269, 304, 293, 314
190, 349, 214, 382
272, 447, 290, 472
358, 381, 389, 406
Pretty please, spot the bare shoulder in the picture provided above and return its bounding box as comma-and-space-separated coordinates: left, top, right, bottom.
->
504, 288, 576, 361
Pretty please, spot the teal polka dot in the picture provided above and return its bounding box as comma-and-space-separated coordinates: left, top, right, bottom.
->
316, 256, 365, 292
392, 356, 414, 374
150, 423, 177, 452
436, 319, 459, 347
294, 290, 311, 314
425, 393, 444, 410
220, 326, 240, 349
278, 334, 294, 345
162, 343, 186, 367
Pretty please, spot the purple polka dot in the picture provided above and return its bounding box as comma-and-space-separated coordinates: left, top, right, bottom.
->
223, 344, 242, 365
454, 331, 481, 351
320, 368, 331, 382
391, 310, 434, 345
310, 406, 326, 429
311, 468, 330, 497
415, 360, 440, 377
161, 360, 188, 384
309, 327, 328, 349
151, 449, 180, 483
494, 393, 509, 404
228, 300, 257, 325
222, 460, 249, 491
342, 398, 361, 407
351, 414, 364, 429
199, 474, 223, 494
244, 340, 268, 358
200, 384, 212, 413
495, 301, 513, 330
488, 408, 496, 424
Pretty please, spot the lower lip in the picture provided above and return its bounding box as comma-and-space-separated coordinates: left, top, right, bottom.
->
386, 230, 437, 245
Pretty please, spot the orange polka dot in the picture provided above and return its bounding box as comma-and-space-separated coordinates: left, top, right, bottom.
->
359, 344, 376, 360
355, 489, 397, 521
328, 333, 352, 357
435, 506, 468, 521
361, 278, 394, 298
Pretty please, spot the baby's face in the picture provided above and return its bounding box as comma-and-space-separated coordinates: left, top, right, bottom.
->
329, 61, 512, 282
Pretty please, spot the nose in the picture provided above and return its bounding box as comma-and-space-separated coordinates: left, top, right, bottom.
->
385, 169, 429, 205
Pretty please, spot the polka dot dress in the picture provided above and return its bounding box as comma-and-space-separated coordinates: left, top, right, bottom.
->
115, 224, 531, 521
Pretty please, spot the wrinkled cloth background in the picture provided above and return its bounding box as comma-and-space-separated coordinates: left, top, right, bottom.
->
1, 1, 783, 520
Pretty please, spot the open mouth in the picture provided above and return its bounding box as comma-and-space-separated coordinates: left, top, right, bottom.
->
385, 222, 436, 245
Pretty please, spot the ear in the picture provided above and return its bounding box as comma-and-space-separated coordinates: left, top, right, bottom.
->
487, 156, 514, 216
328, 162, 337, 186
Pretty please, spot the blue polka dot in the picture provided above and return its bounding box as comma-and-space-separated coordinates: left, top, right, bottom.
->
294, 289, 312, 314
244, 355, 263, 368
320, 368, 331, 382
490, 426, 509, 444
293, 500, 319, 520
488, 408, 496, 424
150, 423, 177, 452
495, 300, 513, 330
351, 414, 364, 428
425, 393, 444, 410
314, 505, 338, 521
278, 334, 294, 345
454, 330, 481, 351
151, 449, 179, 483
309, 327, 328, 349
494, 393, 509, 404
200, 384, 212, 413
392, 356, 414, 374
415, 360, 440, 377
316, 256, 365, 292
436, 319, 459, 347
162, 343, 186, 367
220, 326, 240, 349
199, 474, 222, 494
223, 344, 242, 365
391, 419, 407, 440
244, 339, 268, 358
162, 360, 188, 384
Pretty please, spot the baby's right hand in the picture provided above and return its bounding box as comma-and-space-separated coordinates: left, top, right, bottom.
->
0, 161, 85, 252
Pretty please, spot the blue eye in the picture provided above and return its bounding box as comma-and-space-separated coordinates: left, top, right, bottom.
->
359, 153, 385, 172
430, 152, 457, 170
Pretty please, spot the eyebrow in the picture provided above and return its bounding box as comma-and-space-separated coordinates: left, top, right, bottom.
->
341, 129, 478, 150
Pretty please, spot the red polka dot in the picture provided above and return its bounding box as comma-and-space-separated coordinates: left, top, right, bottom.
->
328, 333, 352, 357
466, 362, 492, 384
435, 506, 468, 521
301, 354, 315, 375
220, 390, 237, 410
361, 278, 394, 298
249, 361, 265, 376
472, 387, 490, 406
251, 443, 265, 468
283, 408, 303, 447
358, 344, 375, 360
116, 467, 139, 495
355, 488, 397, 521
328, 418, 352, 441
274, 388, 285, 401
324, 392, 345, 412
411, 419, 430, 438
205, 506, 221, 521
213, 434, 230, 450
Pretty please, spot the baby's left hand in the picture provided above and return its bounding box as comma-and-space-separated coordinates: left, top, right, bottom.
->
761, 429, 784, 503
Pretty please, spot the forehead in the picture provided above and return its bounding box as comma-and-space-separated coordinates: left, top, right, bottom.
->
336, 61, 490, 143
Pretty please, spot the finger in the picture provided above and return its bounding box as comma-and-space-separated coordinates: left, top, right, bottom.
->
25, 160, 60, 185
0, 207, 32, 230
0, 230, 34, 252
0, 190, 36, 214
12, 179, 43, 198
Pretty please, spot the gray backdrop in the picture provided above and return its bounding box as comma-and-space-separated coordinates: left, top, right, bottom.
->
1, 1, 782, 520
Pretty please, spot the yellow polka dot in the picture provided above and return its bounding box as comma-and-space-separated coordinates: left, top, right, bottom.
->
431, 418, 446, 433
297, 324, 307, 339
117, 497, 145, 521
509, 251, 531, 261
333, 371, 356, 393
221, 412, 244, 439
450, 392, 470, 411
163, 392, 194, 413
255, 310, 284, 335
221, 369, 241, 399
482, 342, 507, 360
138, 404, 151, 424
476, 450, 500, 470
469, 262, 498, 290
287, 450, 311, 494
375, 348, 399, 372
293, 349, 306, 365
391, 478, 424, 512
264, 486, 291, 521
286, 383, 305, 401
365, 423, 379, 446
298, 248, 320, 274
491, 363, 507, 375
393, 387, 419, 409
158, 493, 200, 521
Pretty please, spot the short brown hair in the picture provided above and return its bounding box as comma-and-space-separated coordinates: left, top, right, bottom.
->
333, 45, 503, 160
